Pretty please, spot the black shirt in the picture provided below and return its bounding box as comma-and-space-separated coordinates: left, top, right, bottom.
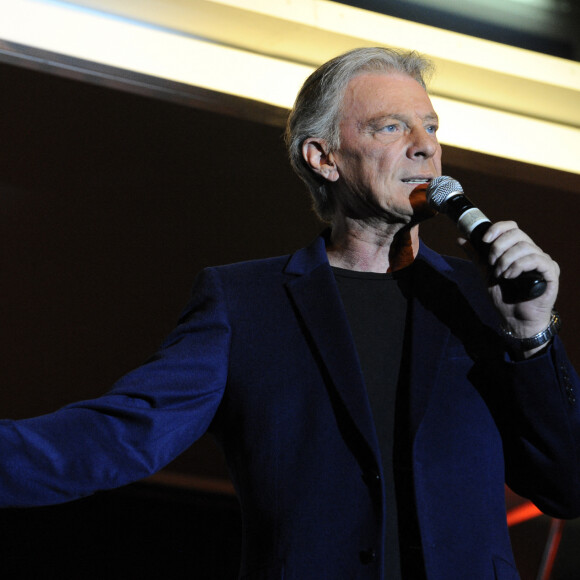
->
333, 265, 425, 579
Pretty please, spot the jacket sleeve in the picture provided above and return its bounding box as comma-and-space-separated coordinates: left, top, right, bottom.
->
0, 267, 231, 507
500, 336, 580, 518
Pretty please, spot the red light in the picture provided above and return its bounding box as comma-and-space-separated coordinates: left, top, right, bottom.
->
506, 501, 543, 527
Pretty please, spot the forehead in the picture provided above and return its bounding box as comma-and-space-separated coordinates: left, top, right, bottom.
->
340, 71, 436, 122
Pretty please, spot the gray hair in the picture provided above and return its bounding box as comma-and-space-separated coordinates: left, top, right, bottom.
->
285, 47, 434, 221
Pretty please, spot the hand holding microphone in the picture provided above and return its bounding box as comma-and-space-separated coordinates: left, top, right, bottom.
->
426, 176, 547, 303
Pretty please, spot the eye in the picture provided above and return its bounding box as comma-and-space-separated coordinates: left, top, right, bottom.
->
379, 124, 399, 134
426, 124, 438, 135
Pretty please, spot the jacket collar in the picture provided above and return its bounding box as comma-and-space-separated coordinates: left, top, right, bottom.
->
284, 230, 331, 276
284, 231, 457, 280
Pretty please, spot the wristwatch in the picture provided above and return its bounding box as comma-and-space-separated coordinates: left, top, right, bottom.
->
501, 311, 561, 352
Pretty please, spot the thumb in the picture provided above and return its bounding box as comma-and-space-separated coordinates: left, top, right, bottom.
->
457, 236, 477, 262
457, 237, 492, 281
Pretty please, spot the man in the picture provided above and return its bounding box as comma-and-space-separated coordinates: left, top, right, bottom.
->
0, 48, 578, 579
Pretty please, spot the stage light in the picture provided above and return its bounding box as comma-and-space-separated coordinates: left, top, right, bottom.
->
1, 0, 579, 175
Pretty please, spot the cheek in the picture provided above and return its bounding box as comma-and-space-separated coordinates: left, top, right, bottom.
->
335, 143, 399, 187
359, 149, 396, 181
434, 146, 443, 173
337, 150, 375, 182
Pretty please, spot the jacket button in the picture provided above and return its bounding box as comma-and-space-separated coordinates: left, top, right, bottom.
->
359, 549, 376, 565
363, 470, 380, 487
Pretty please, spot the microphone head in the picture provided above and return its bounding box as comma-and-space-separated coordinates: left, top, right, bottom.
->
426, 176, 463, 210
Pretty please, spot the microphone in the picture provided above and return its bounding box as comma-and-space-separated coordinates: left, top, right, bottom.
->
426, 176, 547, 303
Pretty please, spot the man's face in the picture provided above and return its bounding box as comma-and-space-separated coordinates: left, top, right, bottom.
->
331, 71, 442, 225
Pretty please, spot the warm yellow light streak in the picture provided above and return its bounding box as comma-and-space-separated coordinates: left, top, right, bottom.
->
0, 0, 313, 108
433, 97, 580, 175
1, 0, 579, 175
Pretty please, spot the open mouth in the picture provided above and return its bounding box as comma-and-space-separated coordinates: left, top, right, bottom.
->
401, 178, 432, 184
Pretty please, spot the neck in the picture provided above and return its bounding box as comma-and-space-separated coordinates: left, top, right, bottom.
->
326, 216, 419, 273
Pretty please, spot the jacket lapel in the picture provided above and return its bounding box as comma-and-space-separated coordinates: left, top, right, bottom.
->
405, 245, 454, 436
284, 234, 381, 460
406, 243, 501, 437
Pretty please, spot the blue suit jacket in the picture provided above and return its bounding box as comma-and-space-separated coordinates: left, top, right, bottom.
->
1, 234, 579, 580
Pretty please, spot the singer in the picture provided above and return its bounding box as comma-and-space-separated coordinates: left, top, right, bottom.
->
1, 48, 579, 580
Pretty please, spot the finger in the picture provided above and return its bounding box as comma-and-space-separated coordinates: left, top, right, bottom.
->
498, 250, 555, 281
481, 220, 520, 244
492, 242, 547, 279
484, 224, 538, 271
486, 226, 535, 256
457, 236, 475, 260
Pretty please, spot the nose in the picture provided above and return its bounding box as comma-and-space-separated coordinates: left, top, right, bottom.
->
407, 127, 438, 160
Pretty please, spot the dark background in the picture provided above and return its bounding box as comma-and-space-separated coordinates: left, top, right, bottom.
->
0, 60, 579, 578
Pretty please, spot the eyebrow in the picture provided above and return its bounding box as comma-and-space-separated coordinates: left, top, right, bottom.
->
423, 113, 440, 124
363, 112, 439, 130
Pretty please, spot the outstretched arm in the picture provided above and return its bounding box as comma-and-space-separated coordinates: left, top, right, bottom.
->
0, 268, 231, 507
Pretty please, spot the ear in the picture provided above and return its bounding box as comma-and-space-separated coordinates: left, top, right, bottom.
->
302, 138, 340, 182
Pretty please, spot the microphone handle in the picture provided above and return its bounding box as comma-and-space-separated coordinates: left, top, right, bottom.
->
442, 195, 547, 303
470, 221, 547, 303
